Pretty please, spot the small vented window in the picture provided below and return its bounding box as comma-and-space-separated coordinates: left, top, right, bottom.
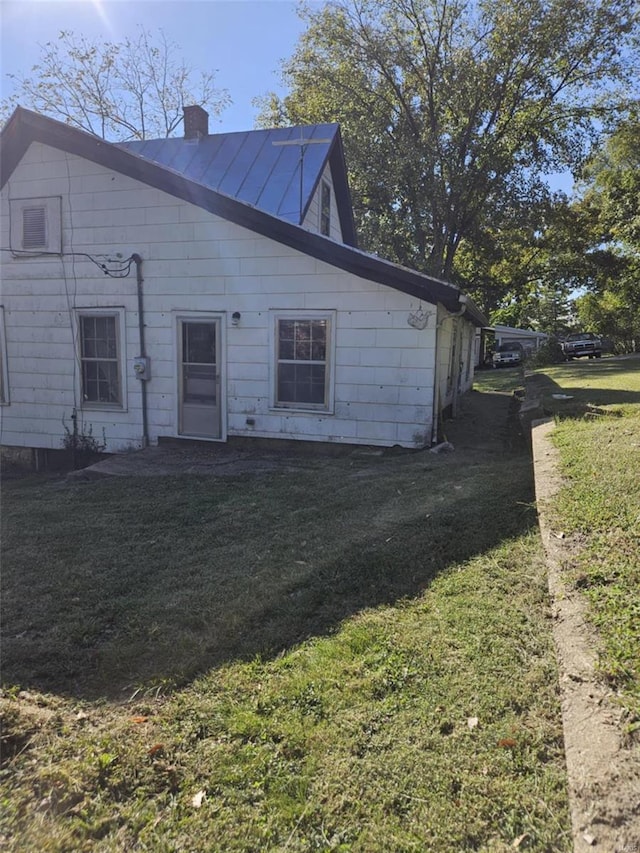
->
10, 197, 62, 254
22, 206, 47, 249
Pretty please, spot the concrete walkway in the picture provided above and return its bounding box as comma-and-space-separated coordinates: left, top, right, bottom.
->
532, 418, 640, 853
67, 442, 312, 480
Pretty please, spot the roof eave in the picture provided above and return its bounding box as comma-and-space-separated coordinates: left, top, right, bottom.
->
1, 107, 485, 324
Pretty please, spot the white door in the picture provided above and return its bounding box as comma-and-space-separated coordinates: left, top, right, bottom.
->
178, 319, 221, 439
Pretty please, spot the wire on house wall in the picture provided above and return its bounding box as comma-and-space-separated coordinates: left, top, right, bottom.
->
0, 246, 135, 278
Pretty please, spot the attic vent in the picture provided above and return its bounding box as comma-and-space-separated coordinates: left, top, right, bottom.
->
22, 206, 47, 249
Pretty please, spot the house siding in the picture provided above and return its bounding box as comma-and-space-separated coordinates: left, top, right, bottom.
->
0, 142, 453, 452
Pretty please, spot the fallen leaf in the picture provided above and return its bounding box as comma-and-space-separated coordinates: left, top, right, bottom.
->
130, 715, 148, 724
148, 743, 165, 757
513, 833, 528, 848
467, 717, 479, 729
498, 738, 517, 749
192, 789, 206, 808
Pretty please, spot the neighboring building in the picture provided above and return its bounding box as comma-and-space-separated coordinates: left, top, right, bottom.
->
0, 106, 487, 455
492, 325, 549, 354
476, 325, 549, 365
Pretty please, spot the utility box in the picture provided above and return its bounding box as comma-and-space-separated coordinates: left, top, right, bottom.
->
133, 356, 151, 381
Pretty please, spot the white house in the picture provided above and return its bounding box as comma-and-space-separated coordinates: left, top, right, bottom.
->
0, 106, 487, 455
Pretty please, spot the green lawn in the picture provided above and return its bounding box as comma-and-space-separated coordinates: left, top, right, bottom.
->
473, 365, 525, 395
528, 355, 640, 721
1, 400, 571, 851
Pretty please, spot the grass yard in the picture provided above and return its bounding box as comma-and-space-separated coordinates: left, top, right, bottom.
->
473, 365, 525, 395
1, 395, 571, 851
528, 355, 640, 721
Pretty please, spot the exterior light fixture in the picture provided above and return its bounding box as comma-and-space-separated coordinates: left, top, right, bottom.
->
232, 311, 241, 326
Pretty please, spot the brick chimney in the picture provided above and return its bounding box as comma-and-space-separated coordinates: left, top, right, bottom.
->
183, 105, 209, 139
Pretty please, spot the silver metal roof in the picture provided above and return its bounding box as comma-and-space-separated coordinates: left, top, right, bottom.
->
119, 124, 339, 225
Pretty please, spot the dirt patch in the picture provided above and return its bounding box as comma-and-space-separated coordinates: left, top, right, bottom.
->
532, 419, 640, 852
65, 389, 525, 481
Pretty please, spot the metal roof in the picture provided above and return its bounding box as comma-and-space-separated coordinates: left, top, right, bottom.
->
118, 125, 340, 227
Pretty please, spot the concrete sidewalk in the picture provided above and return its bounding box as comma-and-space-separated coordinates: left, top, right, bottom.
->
532, 418, 640, 853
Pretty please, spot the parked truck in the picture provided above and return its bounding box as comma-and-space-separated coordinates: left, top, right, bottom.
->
560, 332, 602, 360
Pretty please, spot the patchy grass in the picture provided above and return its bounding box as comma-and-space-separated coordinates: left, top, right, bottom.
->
526, 354, 640, 420
528, 355, 640, 721
474, 365, 525, 395
1, 407, 571, 851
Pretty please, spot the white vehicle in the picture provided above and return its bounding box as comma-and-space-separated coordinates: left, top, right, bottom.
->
492, 342, 523, 368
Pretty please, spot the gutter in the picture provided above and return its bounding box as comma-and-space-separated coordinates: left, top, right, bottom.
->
432, 296, 468, 445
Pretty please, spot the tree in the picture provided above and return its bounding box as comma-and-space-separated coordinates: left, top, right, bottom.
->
574, 288, 640, 352
2, 28, 230, 140
454, 194, 597, 333
579, 112, 640, 254
258, 0, 638, 285
570, 112, 640, 351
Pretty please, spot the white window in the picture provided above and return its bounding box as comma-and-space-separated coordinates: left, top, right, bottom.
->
0, 307, 9, 405
10, 197, 62, 253
271, 311, 335, 412
320, 181, 331, 237
76, 309, 125, 409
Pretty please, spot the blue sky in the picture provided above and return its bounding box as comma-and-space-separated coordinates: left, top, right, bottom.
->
0, 0, 313, 132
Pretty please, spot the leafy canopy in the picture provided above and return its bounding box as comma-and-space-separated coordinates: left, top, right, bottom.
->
2, 28, 230, 141
571, 112, 640, 351
258, 0, 638, 284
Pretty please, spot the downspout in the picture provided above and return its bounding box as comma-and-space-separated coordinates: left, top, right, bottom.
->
431, 296, 468, 444
131, 253, 149, 448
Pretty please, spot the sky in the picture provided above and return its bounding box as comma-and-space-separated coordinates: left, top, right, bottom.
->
0, 0, 314, 132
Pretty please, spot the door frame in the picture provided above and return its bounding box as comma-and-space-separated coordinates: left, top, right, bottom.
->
174, 311, 227, 442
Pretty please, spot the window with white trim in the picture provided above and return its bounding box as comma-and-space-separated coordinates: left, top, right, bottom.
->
272, 312, 334, 411
10, 197, 62, 253
320, 181, 331, 237
77, 310, 124, 407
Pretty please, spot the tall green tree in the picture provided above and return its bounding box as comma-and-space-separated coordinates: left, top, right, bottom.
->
258, 0, 637, 285
580, 112, 640, 255
571, 112, 640, 350
455, 196, 591, 332
2, 28, 230, 140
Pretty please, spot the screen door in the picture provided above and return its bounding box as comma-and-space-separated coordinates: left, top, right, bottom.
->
178, 319, 221, 439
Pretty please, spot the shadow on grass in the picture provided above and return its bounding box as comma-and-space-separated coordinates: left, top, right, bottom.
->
1, 396, 536, 701
527, 358, 640, 418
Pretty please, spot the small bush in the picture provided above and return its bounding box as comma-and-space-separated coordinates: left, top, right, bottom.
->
526, 340, 565, 368
62, 410, 106, 468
